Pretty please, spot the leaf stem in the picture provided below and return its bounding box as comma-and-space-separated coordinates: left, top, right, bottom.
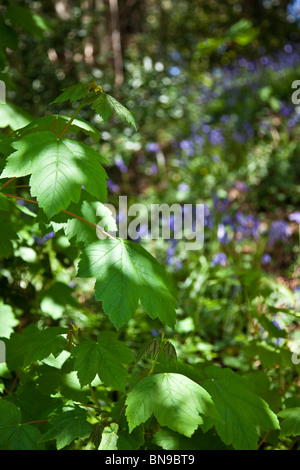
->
88, 383, 101, 412
57, 101, 85, 139
1, 193, 115, 239
258, 429, 271, 449
1, 177, 16, 190
289, 435, 300, 450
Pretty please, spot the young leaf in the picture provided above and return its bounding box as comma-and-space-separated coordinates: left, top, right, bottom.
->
40, 406, 92, 449
77, 238, 177, 329
201, 366, 280, 450
72, 331, 135, 390
125, 373, 218, 438
91, 93, 137, 129
98, 423, 119, 450
163, 340, 178, 368
50, 83, 90, 104
137, 338, 161, 362
1, 131, 108, 217
0, 401, 44, 450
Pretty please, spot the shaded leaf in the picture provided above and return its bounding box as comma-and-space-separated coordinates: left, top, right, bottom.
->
77, 238, 177, 329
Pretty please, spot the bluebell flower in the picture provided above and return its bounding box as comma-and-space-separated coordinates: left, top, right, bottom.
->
107, 179, 120, 193
115, 157, 127, 173
208, 129, 224, 146
180, 139, 194, 156
204, 204, 214, 228
262, 253, 271, 265
289, 211, 300, 224
169, 66, 180, 76
213, 194, 230, 212
178, 183, 189, 193
146, 143, 160, 153
217, 223, 229, 244
268, 220, 291, 246
211, 252, 227, 267
166, 239, 182, 270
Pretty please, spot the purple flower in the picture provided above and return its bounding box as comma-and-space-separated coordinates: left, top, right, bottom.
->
166, 239, 182, 270
262, 253, 271, 265
211, 252, 227, 267
43, 232, 55, 242
208, 129, 224, 146
204, 204, 214, 228
107, 179, 120, 193
233, 181, 248, 193
180, 139, 194, 156
217, 223, 229, 244
169, 66, 180, 76
289, 211, 300, 224
268, 220, 291, 246
115, 157, 127, 173
146, 143, 160, 153
235, 212, 260, 239
178, 183, 189, 193
33, 231, 55, 245
213, 194, 230, 213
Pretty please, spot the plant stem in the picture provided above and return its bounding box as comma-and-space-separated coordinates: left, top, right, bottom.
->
88, 383, 101, 411
289, 435, 300, 450
1, 177, 16, 190
57, 102, 85, 139
258, 429, 271, 449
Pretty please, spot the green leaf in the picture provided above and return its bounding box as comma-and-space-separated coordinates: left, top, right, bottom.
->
91, 93, 136, 129
38, 193, 117, 247
163, 340, 178, 368
72, 331, 134, 390
40, 406, 93, 449
0, 401, 44, 450
201, 366, 280, 450
0, 218, 18, 259
17, 381, 62, 423
99, 423, 119, 450
7, 4, 51, 38
0, 300, 18, 338
153, 427, 232, 450
125, 373, 218, 438
0, 103, 32, 130
0, 193, 9, 211
14, 115, 102, 142
77, 238, 177, 329
1, 131, 108, 217
0, 17, 18, 50
278, 408, 300, 437
51, 83, 90, 104
137, 338, 161, 362
4, 325, 68, 369
40, 282, 78, 320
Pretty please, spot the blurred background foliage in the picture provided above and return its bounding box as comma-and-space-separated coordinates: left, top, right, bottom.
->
0, 0, 300, 449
